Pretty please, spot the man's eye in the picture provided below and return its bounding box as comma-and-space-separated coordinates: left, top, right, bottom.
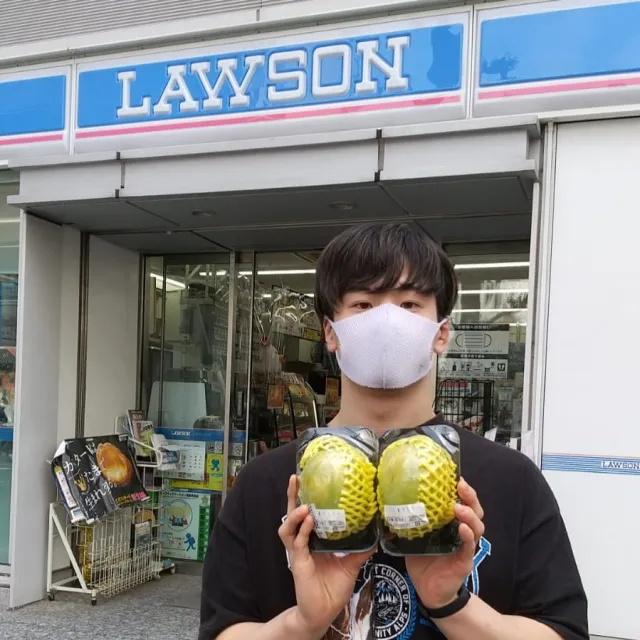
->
401, 301, 420, 310
354, 302, 372, 310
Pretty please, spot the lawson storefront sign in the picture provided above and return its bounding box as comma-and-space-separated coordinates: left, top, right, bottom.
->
0, 67, 70, 157
73, 15, 468, 151
5, 1, 640, 156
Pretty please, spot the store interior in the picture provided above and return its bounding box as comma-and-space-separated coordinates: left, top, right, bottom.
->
107, 176, 534, 535
3, 171, 534, 567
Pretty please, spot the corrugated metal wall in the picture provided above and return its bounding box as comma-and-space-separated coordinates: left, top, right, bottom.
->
0, 0, 302, 48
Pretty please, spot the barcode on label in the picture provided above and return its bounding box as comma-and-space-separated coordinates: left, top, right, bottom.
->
384, 503, 429, 529
309, 506, 347, 539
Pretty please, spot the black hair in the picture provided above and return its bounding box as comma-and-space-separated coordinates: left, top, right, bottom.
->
315, 222, 458, 322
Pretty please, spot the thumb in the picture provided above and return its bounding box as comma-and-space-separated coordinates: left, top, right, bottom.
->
342, 548, 376, 575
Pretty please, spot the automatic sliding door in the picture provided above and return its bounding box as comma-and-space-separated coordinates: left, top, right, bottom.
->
142, 253, 246, 560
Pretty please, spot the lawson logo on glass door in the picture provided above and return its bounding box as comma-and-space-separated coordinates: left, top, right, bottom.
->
75, 16, 466, 143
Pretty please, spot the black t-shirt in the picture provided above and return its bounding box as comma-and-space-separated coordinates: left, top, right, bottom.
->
199, 421, 589, 640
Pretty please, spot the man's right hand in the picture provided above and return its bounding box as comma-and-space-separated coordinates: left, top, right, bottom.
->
278, 474, 374, 639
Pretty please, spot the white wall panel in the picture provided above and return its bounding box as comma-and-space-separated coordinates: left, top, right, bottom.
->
57, 228, 80, 443
122, 139, 378, 197
10, 214, 62, 608
543, 118, 640, 640
84, 237, 139, 438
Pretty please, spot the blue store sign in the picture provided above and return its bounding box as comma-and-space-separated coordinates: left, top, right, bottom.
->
0, 72, 67, 148
475, 0, 640, 116
6, 1, 640, 157
75, 18, 465, 141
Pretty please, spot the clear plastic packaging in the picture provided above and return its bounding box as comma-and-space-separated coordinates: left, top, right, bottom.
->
296, 427, 379, 553
377, 424, 462, 556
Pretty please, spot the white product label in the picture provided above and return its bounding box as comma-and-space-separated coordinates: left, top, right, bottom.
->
309, 506, 347, 539
384, 503, 429, 530
54, 467, 78, 509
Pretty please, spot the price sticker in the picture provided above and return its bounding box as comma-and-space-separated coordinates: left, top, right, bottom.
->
384, 503, 429, 530
309, 506, 347, 539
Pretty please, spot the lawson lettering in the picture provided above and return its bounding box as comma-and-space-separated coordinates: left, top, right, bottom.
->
601, 460, 640, 471
76, 22, 464, 129
118, 38, 410, 118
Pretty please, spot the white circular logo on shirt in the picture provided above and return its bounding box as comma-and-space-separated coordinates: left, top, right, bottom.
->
372, 564, 413, 639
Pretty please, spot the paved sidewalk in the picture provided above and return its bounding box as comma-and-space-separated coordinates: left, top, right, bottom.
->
0, 572, 200, 639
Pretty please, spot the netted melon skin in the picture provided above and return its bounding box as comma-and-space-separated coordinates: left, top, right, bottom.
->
299, 435, 377, 540
377, 435, 457, 540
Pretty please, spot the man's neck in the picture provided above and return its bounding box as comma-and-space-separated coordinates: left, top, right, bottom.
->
329, 376, 436, 436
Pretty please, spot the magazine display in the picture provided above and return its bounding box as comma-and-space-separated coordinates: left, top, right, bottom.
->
51, 434, 149, 524
127, 410, 155, 458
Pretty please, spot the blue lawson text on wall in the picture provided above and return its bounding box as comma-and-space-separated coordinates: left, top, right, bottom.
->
542, 454, 640, 476
76, 22, 464, 131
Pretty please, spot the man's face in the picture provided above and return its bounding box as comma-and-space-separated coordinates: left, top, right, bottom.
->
323, 284, 451, 357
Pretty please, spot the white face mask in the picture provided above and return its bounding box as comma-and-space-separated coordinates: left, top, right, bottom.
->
329, 303, 445, 390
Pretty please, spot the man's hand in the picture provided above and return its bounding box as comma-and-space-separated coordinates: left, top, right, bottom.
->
406, 478, 484, 609
278, 475, 374, 638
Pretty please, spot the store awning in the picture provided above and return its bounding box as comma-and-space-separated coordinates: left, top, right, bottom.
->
7, 115, 540, 252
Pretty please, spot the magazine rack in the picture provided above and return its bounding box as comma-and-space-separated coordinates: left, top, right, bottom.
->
46, 420, 177, 605
46, 500, 167, 605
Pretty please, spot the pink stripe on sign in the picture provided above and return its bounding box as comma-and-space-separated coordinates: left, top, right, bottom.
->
76, 94, 461, 140
0, 132, 64, 146
478, 75, 640, 99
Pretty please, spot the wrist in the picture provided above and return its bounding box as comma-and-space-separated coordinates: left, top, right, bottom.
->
418, 585, 471, 620
286, 607, 328, 640
419, 592, 458, 610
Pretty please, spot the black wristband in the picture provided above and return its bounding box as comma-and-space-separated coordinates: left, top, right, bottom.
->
417, 585, 471, 620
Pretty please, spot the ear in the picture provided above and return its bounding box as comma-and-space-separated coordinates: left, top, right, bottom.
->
433, 320, 451, 356
324, 318, 339, 353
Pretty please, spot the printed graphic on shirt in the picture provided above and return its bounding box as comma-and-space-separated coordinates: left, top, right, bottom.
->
321, 536, 491, 640
323, 562, 415, 640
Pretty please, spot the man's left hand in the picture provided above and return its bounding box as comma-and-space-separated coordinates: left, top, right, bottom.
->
405, 478, 485, 610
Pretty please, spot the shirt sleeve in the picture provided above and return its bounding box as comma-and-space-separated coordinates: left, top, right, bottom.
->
198, 467, 260, 640
511, 457, 589, 639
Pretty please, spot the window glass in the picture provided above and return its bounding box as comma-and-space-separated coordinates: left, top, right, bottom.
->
0, 180, 19, 566
436, 256, 530, 446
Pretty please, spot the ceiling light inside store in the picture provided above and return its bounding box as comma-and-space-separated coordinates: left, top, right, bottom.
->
454, 262, 530, 270
238, 269, 316, 276
198, 270, 228, 276
330, 201, 357, 211
150, 273, 185, 291
452, 308, 526, 314
459, 288, 528, 295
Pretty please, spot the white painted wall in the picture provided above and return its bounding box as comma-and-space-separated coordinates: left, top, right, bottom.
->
84, 237, 140, 437
10, 214, 62, 608
542, 119, 640, 640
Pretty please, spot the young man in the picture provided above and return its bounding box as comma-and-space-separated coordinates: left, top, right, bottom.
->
199, 223, 589, 640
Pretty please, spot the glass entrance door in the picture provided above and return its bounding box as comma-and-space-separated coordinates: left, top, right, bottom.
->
141, 254, 242, 559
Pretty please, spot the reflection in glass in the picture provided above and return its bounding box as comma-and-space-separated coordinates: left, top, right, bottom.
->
147, 261, 229, 429
141, 257, 233, 529
244, 254, 321, 459
436, 258, 530, 446
0, 180, 19, 566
